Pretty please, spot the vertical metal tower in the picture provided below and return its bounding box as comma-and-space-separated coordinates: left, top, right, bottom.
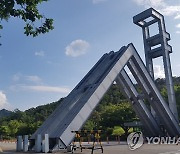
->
133, 8, 178, 121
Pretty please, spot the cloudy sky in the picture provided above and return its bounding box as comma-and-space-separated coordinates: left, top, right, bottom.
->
0, 0, 180, 110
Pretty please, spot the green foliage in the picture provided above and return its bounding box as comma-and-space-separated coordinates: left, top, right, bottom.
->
83, 120, 96, 130
0, 0, 54, 40
98, 84, 126, 107
174, 85, 180, 118
112, 126, 125, 136
106, 127, 113, 136
155, 77, 180, 119
0, 125, 10, 136
160, 87, 168, 102
1, 77, 180, 139
8, 120, 20, 137
0, 109, 12, 118
128, 127, 134, 133
99, 102, 136, 129
0, 99, 62, 139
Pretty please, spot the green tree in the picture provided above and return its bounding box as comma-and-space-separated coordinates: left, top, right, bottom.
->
99, 102, 136, 136
0, 125, 10, 137
160, 87, 168, 102
112, 126, 125, 136
112, 126, 125, 143
106, 127, 113, 142
83, 120, 96, 130
98, 84, 127, 107
174, 85, 180, 119
100, 102, 136, 128
0, 0, 54, 41
8, 120, 20, 137
17, 121, 42, 135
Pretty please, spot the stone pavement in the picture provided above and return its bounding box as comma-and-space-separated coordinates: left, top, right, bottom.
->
1, 141, 180, 154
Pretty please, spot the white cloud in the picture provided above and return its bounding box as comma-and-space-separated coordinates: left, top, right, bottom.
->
92, 0, 107, 4
160, 6, 180, 16
25, 75, 42, 83
176, 24, 180, 28
12, 73, 42, 84
35, 51, 45, 57
0, 91, 9, 109
12, 73, 21, 81
65, 39, 90, 57
133, 0, 166, 8
21, 85, 71, 93
133, 0, 180, 34
154, 65, 165, 79
175, 14, 180, 19
177, 64, 180, 67
133, 0, 180, 16
176, 31, 180, 34
11, 74, 70, 94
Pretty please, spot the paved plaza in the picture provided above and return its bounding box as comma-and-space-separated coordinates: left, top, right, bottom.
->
1, 142, 180, 154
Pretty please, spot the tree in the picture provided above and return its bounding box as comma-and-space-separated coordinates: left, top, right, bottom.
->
100, 102, 136, 129
112, 126, 125, 136
0, 0, 54, 41
112, 126, 125, 144
0, 125, 10, 137
174, 85, 180, 119
83, 120, 96, 130
8, 120, 20, 137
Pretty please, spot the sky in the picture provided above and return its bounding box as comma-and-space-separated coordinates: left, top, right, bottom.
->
0, 0, 180, 111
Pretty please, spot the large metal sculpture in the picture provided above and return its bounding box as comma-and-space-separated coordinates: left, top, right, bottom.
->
29, 8, 180, 152
133, 8, 178, 121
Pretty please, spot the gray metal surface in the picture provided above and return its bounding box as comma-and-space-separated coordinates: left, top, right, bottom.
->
31, 45, 134, 148
128, 46, 180, 136
31, 43, 180, 151
116, 69, 162, 136
133, 8, 178, 121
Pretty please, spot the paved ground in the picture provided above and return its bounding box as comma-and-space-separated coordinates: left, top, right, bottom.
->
0, 142, 180, 154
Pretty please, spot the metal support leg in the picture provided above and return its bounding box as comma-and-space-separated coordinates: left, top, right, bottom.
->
35, 134, 42, 152
16, 136, 23, 152
23, 135, 29, 152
